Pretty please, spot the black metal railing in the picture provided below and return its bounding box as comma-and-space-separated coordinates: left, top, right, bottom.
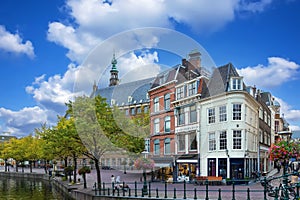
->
91, 179, 288, 199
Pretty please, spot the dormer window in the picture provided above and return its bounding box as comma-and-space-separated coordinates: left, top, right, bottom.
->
188, 81, 197, 96
231, 77, 243, 90
111, 99, 116, 106
128, 96, 133, 103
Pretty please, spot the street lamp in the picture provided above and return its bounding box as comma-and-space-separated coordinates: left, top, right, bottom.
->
141, 150, 149, 196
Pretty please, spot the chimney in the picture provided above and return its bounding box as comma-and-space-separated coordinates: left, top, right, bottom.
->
188, 49, 201, 69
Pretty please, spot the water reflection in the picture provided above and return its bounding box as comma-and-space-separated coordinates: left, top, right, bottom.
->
0, 177, 67, 200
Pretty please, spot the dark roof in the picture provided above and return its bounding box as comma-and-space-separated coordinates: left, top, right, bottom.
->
202, 63, 242, 98
94, 77, 155, 106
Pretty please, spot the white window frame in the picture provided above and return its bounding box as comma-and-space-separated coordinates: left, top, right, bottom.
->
231, 78, 242, 90
209, 132, 216, 151
154, 97, 159, 112
233, 103, 242, 120
154, 118, 160, 134
219, 105, 227, 122
208, 108, 216, 124
233, 130, 242, 149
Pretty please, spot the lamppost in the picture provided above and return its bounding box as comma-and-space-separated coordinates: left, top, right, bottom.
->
141, 150, 149, 196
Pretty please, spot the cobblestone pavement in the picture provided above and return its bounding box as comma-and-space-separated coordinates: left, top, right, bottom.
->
1, 166, 295, 200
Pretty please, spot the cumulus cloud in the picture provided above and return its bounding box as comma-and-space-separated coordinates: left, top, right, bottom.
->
47, 0, 272, 63
0, 106, 52, 137
274, 97, 300, 131
0, 25, 35, 58
238, 57, 300, 89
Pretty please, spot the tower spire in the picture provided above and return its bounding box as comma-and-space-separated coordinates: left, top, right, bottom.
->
109, 53, 119, 86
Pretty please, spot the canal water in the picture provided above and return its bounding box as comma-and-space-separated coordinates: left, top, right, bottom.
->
0, 177, 69, 199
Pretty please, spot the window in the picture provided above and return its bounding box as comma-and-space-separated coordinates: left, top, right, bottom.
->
232, 78, 242, 90
125, 109, 129, 116
176, 86, 184, 100
189, 105, 197, 123
131, 108, 135, 115
275, 121, 279, 133
144, 106, 149, 113
189, 132, 197, 150
178, 134, 185, 152
154, 139, 160, 155
209, 132, 216, 151
137, 107, 142, 114
208, 108, 215, 124
219, 106, 227, 122
164, 138, 171, 154
154, 97, 159, 112
164, 116, 171, 133
219, 131, 227, 150
154, 118, 160, 134
164, 93, 170, 110
264, 111, 268, 123
259, 107, 263, 119
188, 81, 196, 96
145, 139, 150, 153
233, 130, 242, 149
233, 104, 242, 120
259, 129, 263, 143
178, 108, 185, 125
128, 96, 132, 103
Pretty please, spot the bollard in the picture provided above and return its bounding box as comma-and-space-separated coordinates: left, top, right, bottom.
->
117, 187, 120, 196
183, 180, 187, 199
164, 181, 168, 198
194, 188, 197, 200
205, 179, 209, 200
94, 182, 97, 195
232, 181, 235, 200
123, 181, 125, 197
108, 188, 110, 196
148, 182, 151, 198
156, 188, 159, 198
218, 188, 222, 200
135, 181, 137, 197
173, 188, 176, 199
103, 182, 106, 195
247, 188, 250, 200
128, 188, 131, 197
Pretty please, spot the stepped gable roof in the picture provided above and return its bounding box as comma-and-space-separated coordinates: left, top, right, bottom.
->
94, 77, 155, 106
202, 63, 241, 98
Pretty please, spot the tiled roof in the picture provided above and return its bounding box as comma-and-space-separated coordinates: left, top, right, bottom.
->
202, 63, 241, 98
94, 77, 155, 106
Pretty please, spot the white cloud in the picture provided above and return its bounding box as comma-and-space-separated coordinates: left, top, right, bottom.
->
238, 57, 300, 89
47, 0, 273, 63
275, 97, 300, 131
0, 25, 35, 58
0, 106, 51, 137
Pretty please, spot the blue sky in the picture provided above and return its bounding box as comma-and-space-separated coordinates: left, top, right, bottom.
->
0, 0, 300, 137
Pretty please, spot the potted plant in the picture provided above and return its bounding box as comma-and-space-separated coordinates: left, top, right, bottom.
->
78, 166, 91, 188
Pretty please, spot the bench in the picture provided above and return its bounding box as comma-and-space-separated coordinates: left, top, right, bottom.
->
194, 176, 223, 185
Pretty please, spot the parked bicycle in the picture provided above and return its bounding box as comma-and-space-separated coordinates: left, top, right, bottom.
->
261, 176, 298, 200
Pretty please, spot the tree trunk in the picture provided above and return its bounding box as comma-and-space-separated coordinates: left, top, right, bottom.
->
95, 159, 101, 189
29, 160, 33, 173
16, 160, 18, 172
73, 156, 77, 183
4, 159, 7, 172
64, 157, 68, 168
83, 173, 87, 188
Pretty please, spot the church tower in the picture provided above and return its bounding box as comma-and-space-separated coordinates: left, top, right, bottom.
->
109, 53, 119, 86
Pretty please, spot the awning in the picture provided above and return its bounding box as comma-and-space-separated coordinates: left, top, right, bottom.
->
176, 159, 198, 163
154, 163, 171, 168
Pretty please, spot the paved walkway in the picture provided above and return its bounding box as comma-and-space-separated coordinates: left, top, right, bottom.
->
0, 166, 287, 200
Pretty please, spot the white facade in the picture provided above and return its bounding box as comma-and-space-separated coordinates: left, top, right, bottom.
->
199, 91, 260, 178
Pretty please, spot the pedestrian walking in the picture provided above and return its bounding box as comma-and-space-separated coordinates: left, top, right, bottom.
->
111, 175, 115, 183
116, 176, 120, 184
